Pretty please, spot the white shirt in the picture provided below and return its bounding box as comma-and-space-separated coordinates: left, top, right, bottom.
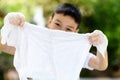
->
1, 22, 94, 80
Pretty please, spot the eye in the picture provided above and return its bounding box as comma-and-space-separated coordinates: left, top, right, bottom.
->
66, 28, 72, 32
55, 23, 60, 26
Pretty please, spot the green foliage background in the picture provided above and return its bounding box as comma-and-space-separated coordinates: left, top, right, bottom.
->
0, 0, 120, 79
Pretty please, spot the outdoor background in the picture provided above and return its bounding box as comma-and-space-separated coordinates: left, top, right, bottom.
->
0, 0, 120, 79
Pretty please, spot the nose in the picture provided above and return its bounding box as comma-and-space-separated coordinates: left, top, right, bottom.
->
54, 26, 66, 31
60, 26, 66, 31
61, 29, 65, 31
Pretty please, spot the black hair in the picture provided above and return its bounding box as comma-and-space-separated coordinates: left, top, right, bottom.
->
52, 3, 82, 28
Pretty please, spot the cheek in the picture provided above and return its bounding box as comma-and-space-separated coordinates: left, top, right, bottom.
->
48, 22, 59, 30
48, 22, 53, 29
48, 23, 55, 29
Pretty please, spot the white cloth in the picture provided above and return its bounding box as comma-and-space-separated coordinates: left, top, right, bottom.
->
93, 30, 108, 58
1, 13, 97, 80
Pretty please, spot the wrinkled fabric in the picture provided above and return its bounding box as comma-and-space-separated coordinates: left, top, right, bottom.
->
1, 22, 94, 80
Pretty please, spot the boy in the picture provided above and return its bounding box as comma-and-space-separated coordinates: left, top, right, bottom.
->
0, 3, 108, 79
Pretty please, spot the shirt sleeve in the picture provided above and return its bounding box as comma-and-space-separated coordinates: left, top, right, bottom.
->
83, 53, 95, 70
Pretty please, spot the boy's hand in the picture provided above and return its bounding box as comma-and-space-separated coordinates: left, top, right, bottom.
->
88, 30, 108, 57
7, 12, 25, 27
89, 30, 104, 46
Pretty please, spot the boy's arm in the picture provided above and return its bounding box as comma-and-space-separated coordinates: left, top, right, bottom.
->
88, 30, 108, 70
88, 51, 108, 70
0, 36, 15, 55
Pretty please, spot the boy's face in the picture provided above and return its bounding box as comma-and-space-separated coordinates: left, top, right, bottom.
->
48, 13, 79, 32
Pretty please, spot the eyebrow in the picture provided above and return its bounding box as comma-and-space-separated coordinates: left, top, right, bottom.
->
56, 19, 62, 23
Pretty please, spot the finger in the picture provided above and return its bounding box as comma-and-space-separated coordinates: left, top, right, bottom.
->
90, 36, 103, 46
11, 18, 17, 25
89, 32, 104, 41
17, 14, 25, 27
89, 34, 100, 41
20, 22, 24, 27
20, 17, 25, 27
16, 19, 21, 26
13, 20, 17, 25
16, 14, 22, 26
90, 39, 101, 46
89, 34, 103, 43
9, 15, 18, 26
9, 17, 16, 25
90, 30, 103, 37
89, 37, 98, 44
9, 18, 13, 24
89, 33, 99, 39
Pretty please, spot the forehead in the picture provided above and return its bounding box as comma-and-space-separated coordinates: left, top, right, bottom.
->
52, 13, 78, 28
